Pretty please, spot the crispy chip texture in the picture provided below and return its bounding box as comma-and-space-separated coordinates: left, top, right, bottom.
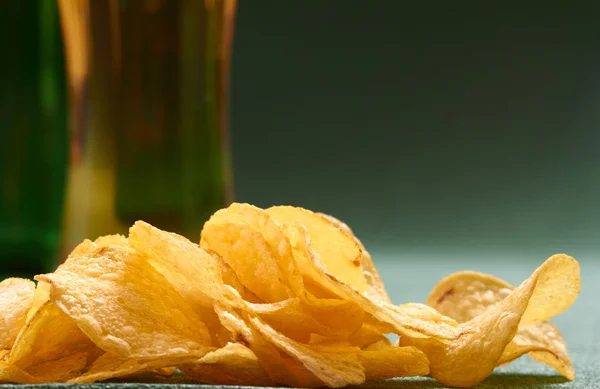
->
317, 212, 391, 303
401, 254, 580, 387
426, 259, 578, 380
0, 278, 35, 350
37, 240, 212, 358
9, 301, 100, 372
180, 343, 274, 386
0, 361, 39, 384
0, 203, 582, 387
267, 206, 367, 292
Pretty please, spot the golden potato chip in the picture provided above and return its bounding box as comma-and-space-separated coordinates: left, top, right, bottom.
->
180, 343, 274, 386
202, 204, 300, 302
267, 206, 367, 292
129, 221, 241, 308
249, 316, 365, 388
0, 278, 35, 350
0, 351, 8, 361
9, 301, 99, 371
210, 249, 262, 303
317, 212, 391, 303
26, 351, 88, 382
37, 241, 212, 358
401, 254, 580, 387
202, 205, 365, 338
426, 260, 577, 380
358, 341, 429, 380
247, 298, 361, 342
201, 219, 293, 302
0, 361, 40, 384
26, 281, 50, 322
214, 305, 323, 387
68, 353, 199, 384
278, 219, 458, 341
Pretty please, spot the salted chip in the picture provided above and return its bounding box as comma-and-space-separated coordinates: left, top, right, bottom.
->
401, 254, 580, 387
0, 278, 35, 350
129, 221, 240, 308
9, 301, 101, 373
317, 212, 391, 303
267, 206, 367, 292
202, 205, 365, 338
68, 353, 199, 384
26, 352, 88, 382
214, 305, 323, 388
37, 240, 212, 358
276, 219, 461, 341
359, 341, 429, 380
249, 316, 365, 388
0, 361, 39, 384
201, 219, 293, 302
426, 260, 578, 380
180, 343, 274, 386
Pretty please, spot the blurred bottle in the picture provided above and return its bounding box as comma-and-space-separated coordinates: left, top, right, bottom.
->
0, 1, 68, 277
58, 0, 236, 258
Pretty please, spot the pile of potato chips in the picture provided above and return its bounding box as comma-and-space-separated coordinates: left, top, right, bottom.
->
0, 203, 580, 387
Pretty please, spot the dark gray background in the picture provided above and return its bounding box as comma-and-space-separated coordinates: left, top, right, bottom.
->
229, 1, 600, 259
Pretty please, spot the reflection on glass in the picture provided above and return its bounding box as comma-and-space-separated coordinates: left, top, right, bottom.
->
58, 0, 236, 259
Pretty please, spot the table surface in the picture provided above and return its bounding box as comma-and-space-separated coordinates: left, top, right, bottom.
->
4, 250, 598, 389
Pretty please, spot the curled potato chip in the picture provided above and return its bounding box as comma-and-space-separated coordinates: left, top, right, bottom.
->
317, 212, 391, 303
202, 204, 365, 338
26, 351, 88, 382
401, 254, 580, 387
214, 305, 323, 388
9, 301, 100, 371
359, 341, 429, 380
268, 206, 367, 292
426, 259, 578, 380
180, 343, 274, 386
0, 361, 40, 384
68, 353, 198, 384
0, 278, 35, 351
249, 316, 365, 388
37, 240, 212, 358
129, 221, 240, 308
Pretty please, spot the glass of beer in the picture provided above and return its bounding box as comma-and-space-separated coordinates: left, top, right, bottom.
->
58, 0, 237, 259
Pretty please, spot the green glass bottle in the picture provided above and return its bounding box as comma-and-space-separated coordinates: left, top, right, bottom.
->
59, 0, 236, 257
0, 1, 68, 277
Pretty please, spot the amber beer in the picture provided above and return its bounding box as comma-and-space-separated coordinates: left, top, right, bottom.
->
58, 0, 236, 259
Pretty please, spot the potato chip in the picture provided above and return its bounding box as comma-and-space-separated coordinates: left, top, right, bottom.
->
0, 278, 35, 351
37, 241, 212, 358
213, 304, 323, 387
26, 351, 88, 382
68, 353, 199, 384
267, 206, 367, 292
358, 341, 429, 380
425, 259, 577, 380
201, 219, 293, 302
180, 343, 274, 386
249, 316, 365, 388
202, 205, 365, 338
9, 301, 99, 371
129, 221, 240, 308
276, 218, 459, 341
317, 212, 391, 303
26, 281, 50, 322
0, 361, 40, 384
401, 254, 580, 387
